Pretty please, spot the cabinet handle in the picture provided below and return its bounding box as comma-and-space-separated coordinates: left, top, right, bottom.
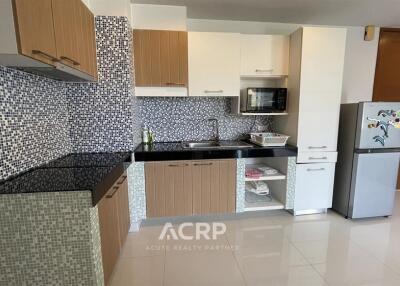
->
60, 56, 80, 66
307, 168, 326, 172
193, 163, 213, 166
32, 50, 58, 62
117, 175, 127, 184
106, 186, 119, 198
308, 146, 327, 150
166, 82, 186, 86
255, 69, 273, 72
204, 90, 223, 93
168, 164, 189, 167
308, 157, 328, 160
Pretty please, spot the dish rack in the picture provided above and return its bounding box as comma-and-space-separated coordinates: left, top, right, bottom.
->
249, 132, 290, 147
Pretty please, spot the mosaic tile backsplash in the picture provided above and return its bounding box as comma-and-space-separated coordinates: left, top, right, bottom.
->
0, 16, 140, 180
67, 16, 140, 153
0, 67, 71, 180
138, 97, 272, 142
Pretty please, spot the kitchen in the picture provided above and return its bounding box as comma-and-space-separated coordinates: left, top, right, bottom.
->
1, 1, 400, 286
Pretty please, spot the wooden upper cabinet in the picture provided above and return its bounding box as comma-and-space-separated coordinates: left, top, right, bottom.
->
52, 0, 81, 69
11, 0, 97, 79
13, 0, 58, 65
133, 29, 188, 87
52, 0, 97, 76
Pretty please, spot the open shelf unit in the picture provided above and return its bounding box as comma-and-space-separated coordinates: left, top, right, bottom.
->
243, 158, 289, 212
244, 196, 285, 211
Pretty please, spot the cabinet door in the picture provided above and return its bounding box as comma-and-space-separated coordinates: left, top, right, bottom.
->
98, 185, 120, 285
145, 161, 193, 218
294, 163, 336, 211
116, 173, 130, 248
51, 0, 81, 69
134, 30, 188, 87
13, 0, 58, 65
240, 35, 289, 77
76, 2, 97, 77
297, 27, 347, 152
188, 32, 241, 97
192, 160, 236, 215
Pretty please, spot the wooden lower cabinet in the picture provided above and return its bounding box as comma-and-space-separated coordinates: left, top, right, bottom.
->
145, 160, 236, 218
98, 172, 130, 285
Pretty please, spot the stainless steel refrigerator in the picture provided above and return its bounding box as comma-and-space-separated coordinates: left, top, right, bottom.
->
333, 102, 400, 219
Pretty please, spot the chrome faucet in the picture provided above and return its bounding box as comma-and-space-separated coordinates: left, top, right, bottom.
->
206, 118, 220, 142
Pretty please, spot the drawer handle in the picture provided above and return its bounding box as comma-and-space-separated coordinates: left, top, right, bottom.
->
308, 157, 328, 160
194, 163, 213, 166
60, 56, 80, 66
308, 146, 327, 149
32, 49, 58, 62
307, 168, 326, 172
204, 90, 223, 93
255, 69, 273, 72
168, 164, 189, 167
166, 82, 185, 86
117, 175, 127, 184
106, 186, 119, 198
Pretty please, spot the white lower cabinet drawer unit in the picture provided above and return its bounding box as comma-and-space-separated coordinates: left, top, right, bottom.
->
294, 163, 336, 214
297, 152, 337, 163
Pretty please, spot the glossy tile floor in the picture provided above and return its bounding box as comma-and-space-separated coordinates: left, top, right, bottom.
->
110, 194, 400, 286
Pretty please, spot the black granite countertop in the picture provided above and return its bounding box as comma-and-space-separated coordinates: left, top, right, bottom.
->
0, 152, 132, 206
134, 141, 297, 161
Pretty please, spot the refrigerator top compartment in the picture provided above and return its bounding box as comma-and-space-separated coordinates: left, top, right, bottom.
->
355, 102, 400, 150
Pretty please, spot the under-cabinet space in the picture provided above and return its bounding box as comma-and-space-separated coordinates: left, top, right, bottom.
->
145, 159, 236, 218
243, 157, 290, 212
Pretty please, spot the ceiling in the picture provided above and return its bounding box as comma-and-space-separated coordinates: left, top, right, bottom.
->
132, 0, 400, 27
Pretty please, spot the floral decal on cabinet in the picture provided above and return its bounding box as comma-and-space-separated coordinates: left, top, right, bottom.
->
367, 110, 400, 146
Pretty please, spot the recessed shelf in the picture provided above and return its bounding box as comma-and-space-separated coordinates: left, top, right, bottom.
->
245, 164, 286, 181
244, 196, 285, 211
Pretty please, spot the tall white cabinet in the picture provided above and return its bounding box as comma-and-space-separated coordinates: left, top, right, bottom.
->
275, 27, 347, 215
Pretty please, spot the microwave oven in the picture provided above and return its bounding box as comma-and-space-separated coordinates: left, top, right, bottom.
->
240, 88, 287, 113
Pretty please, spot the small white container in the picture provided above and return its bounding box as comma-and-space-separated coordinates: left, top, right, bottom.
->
249, 132, 290, 147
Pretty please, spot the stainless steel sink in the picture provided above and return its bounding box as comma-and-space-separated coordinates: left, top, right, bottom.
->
182, 141, 253, 149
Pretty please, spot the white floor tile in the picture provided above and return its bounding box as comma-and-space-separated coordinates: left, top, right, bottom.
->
164, 251, 246, 286
109, 256, 164, 286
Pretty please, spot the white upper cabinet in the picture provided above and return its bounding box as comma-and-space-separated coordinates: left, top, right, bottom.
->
296, 27, 346, 152
188, 32, 241, 97
240, 34, 289, 77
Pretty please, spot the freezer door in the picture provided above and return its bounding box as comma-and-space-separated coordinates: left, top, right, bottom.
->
349, 152, 400, 218
356, 102, 400, 149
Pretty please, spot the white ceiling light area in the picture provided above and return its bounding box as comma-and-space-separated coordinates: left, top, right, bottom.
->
131, 0, 400, 27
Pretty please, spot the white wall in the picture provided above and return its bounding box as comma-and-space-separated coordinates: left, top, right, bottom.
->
187, 19, 298, 35
132, 4, 187, 31
89, 0, 132, 24
341, 27, 379, 103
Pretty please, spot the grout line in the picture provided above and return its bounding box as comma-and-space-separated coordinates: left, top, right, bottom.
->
224, 232, 249, 286
287, 239, 332, 286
